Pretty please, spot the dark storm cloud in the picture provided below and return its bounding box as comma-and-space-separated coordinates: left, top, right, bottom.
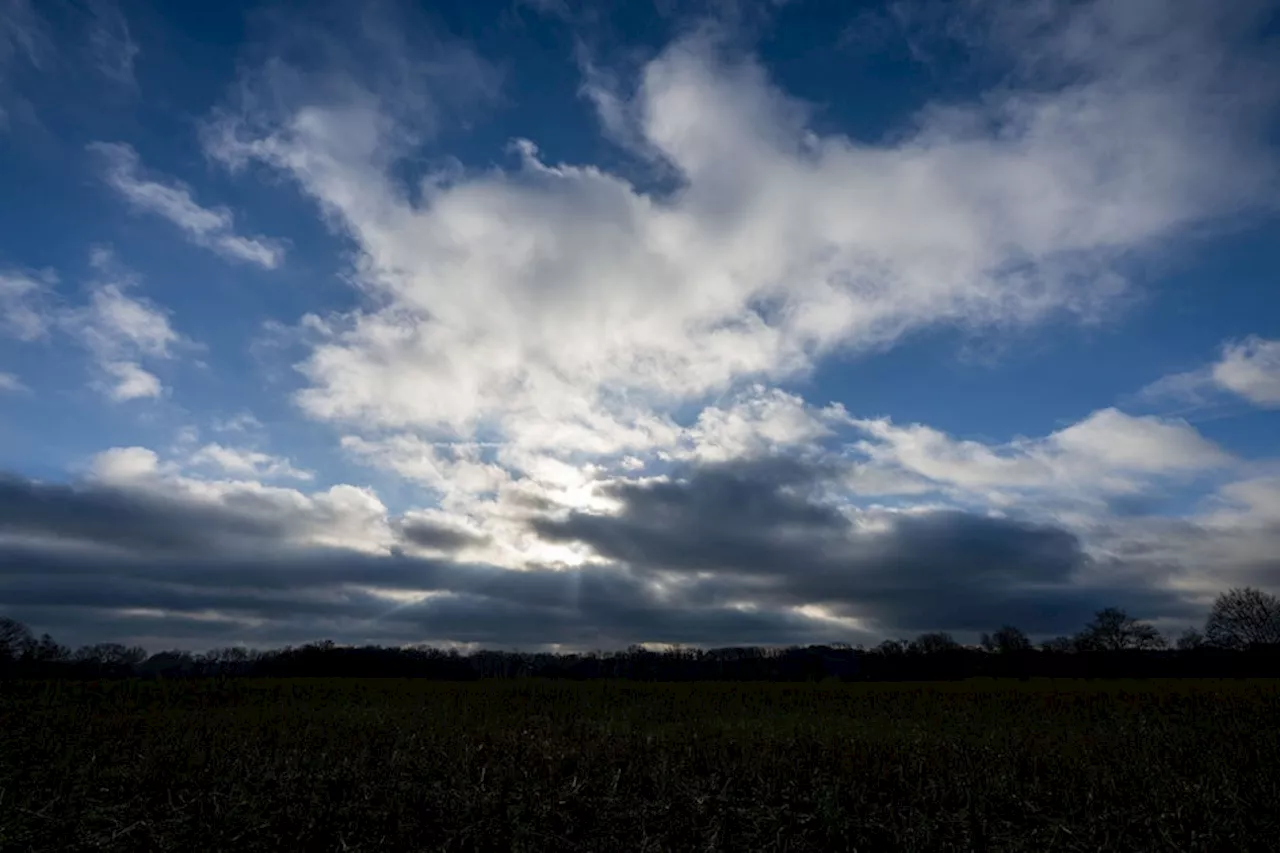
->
533, 457, 851, 574
0, 462, 1199, 650
534, 459, 1199, 636
388, 585, 841, 650
0, 469, 857, 650
0, 547, 845, 652
0, 473, 288, 552
394, 517, 490, 552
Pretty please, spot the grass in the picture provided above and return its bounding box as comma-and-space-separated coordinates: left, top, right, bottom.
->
2, 678, 1278, 851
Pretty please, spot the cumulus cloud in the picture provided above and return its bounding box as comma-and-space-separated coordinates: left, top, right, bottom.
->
0, 458, 863, 650
1140, 335, 1280, 411
204, 0, 1277, 503
1081, 470, 1280, 606
89, 446, 168, 482
850, 407, 1233, 504
681, 385, 847, 463
189, 443, 313, 481
1213, 337, 1280, 407
82, 447, 393, 554
57, 252, 185, 401
0, 430, 1271, 650
533, 456, 1202, 637
393, 512, 490, 554
342, 435, 511, 498
89, 142, 285, 268
2, 253, 190, 402
4, 0, 1278, 652
76, 281, 178, 358
100, 360, 162, 401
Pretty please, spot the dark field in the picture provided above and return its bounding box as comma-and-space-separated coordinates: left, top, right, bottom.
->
2, 679, 1279, 852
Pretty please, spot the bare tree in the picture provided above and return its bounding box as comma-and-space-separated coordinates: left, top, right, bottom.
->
980, 625, 1032, 653
874, 639, 909, 656
1204, 587, 1280, 649
31, 634, 69, 662
1175, 628, 1205, 650
139, 650, 196, 678
73, 643, 148, 668
1075, 608, 1166, 651
0, 617, 34, 662
1039, 636, 1074, 653
910, 632, 960, 655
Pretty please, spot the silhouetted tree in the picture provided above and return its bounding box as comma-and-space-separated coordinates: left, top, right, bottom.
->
139, 650, 197, 678
981, 625, 1032, 653
10, 591, 1280, 683
1039, 636, 1074, 653
1176, 628, 1205, 650
874, 639, 909, 656
73, 643, 148, 669
0, 617, 34, 662
910, 632, 959, 655
1204, 587, 1280, 649
1074, 608, 1166, 651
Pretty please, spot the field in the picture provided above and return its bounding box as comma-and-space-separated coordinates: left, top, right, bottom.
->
2, 679, 1278, 852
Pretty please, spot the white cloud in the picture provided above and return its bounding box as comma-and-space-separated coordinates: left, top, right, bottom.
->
0, 370, 26, 392
1083, 469, 1280, 599
1212, 337, 1280, 407
90, 445, 167, 482
1211, 475, 1280, 524
89, 142, 285, 268
3, 255, 189, 402
87, 445, 395, 553
78, 281, 179, 358
207, 0, 1277, 498
1050, 408, 1231, 473
101, 360, 162, 400
0, 269, 53, 341
189, 443, 313, 481
342, 434, 509, 498
851, 407, 1231, 501
1136, 367, 1215, 408
213, 412, 264, 433
61, 251, 186, 401
682, 385, 844, 463
1139, 335, 1280, 411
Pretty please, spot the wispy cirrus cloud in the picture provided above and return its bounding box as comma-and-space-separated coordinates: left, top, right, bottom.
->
86, 0, 138, 91
89, 142, 285, 269
0, 0, 47, 129
0, 268, 53, 341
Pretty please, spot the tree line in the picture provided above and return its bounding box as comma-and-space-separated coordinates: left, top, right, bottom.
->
3, 587, 1280, 681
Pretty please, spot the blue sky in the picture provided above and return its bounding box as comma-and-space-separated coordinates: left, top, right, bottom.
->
1, 0, 1279, 652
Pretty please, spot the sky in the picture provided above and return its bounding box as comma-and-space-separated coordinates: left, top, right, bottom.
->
1, 0, 1279, 653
